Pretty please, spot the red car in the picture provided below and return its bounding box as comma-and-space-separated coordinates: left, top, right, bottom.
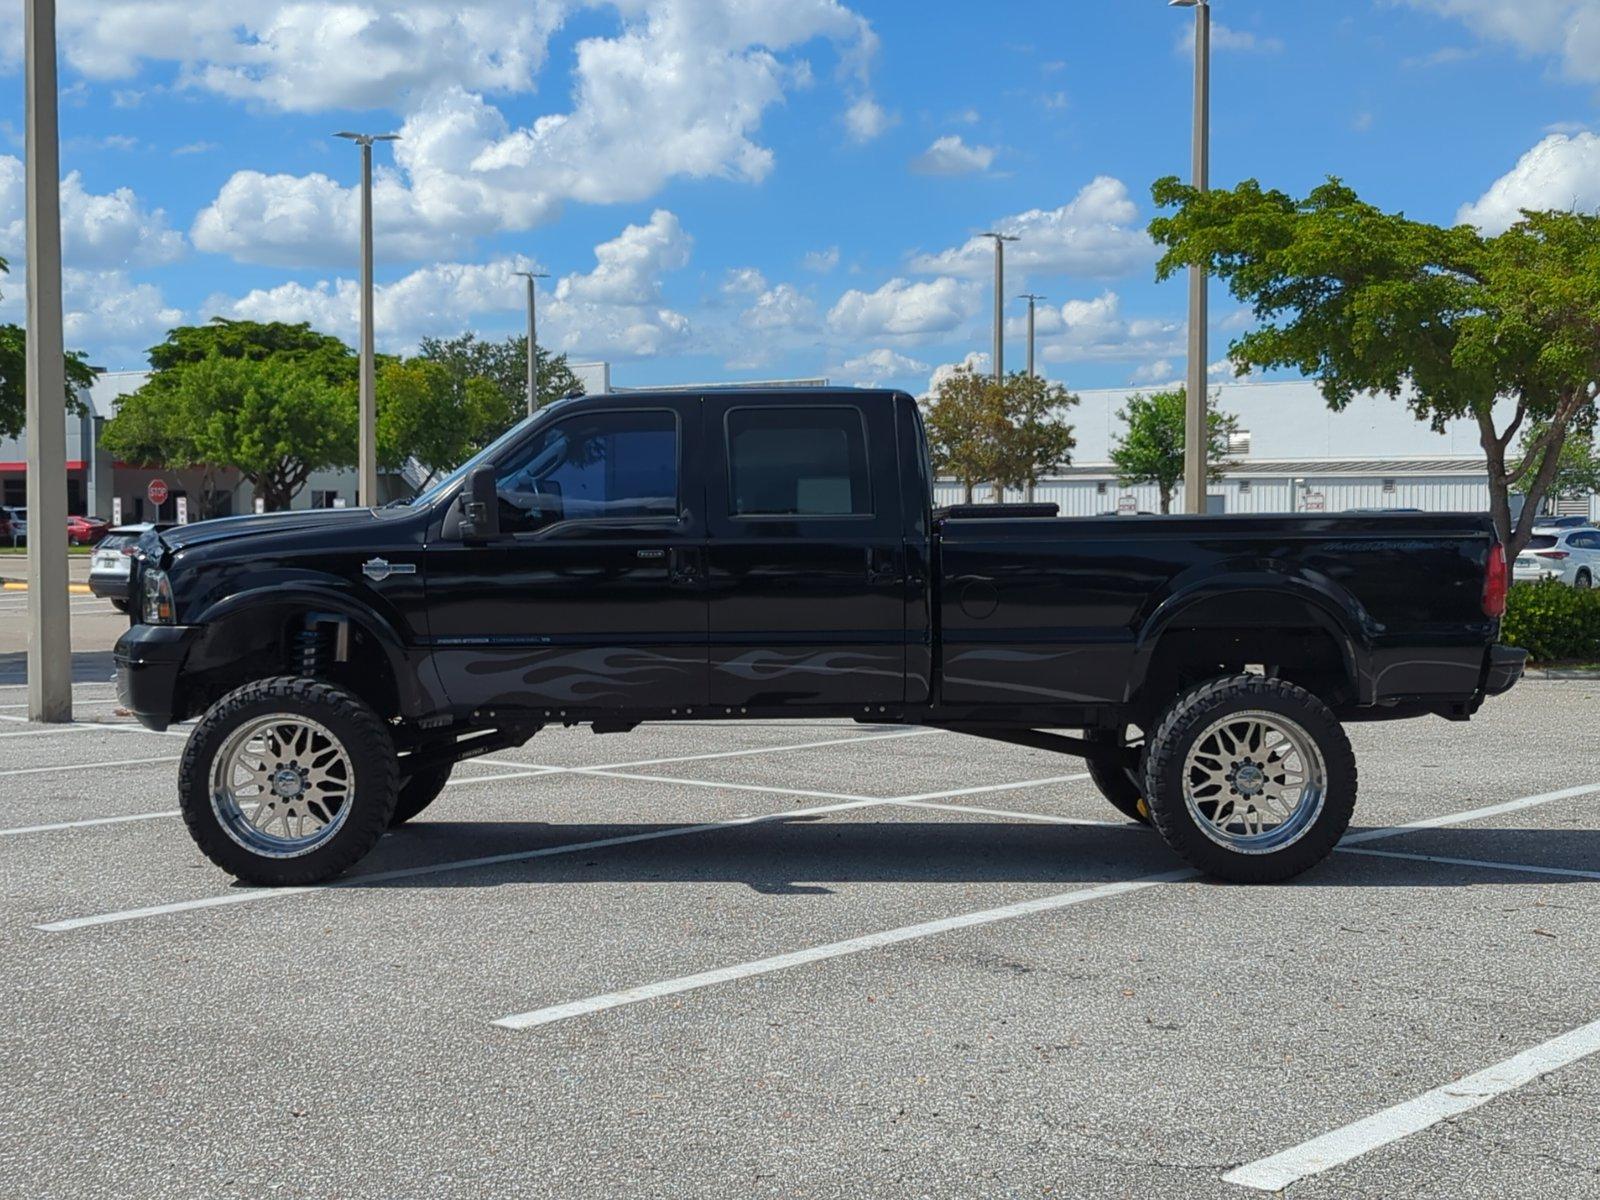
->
66, 515, 110, 545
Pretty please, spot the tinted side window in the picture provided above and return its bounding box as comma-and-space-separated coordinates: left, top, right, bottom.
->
726, 407, 872, 517
494, 410, 678, 534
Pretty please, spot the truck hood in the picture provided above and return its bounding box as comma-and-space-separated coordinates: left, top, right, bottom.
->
156, 506, 386, 554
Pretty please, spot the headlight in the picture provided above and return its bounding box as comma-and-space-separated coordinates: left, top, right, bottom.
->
141, 568, 175, 625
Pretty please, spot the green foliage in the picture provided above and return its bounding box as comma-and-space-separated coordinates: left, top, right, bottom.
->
1109, 387, 1239, 514
1502, 580, 1600, 663
924, 368, 1077, 499
376, 359, 469, 482
415, 332, 582, 452
1149, 177, 1600, 558
1511, 421, 1600, 500
145, 318, 358, 386
105, 353, 353, 512
0, 256, 98, 439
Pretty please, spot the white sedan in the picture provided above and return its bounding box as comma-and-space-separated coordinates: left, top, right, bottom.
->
1513, 527, 1600, 588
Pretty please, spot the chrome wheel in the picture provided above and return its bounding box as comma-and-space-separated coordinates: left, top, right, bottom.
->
1182, 710, 1326, 854
210, 714, 355, 858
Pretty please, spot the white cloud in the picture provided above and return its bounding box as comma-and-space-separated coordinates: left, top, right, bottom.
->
1129, 359, 1176, 387
1177, 21, 1285, 55
910, 135, 997, 177
924, 352, 990, 397
909, 176, 1154, 281
1400, 0, 1600, 83
741, 283, 817, 332
1458, 132, 1600, 232
1034, 291, 1184, 366
0, 264, 186, 358
844, 96, 895, 142
0, 157, 184, 270
840, 347, 926, 387
721, 267, 768, 296
827, 276, 980, 340
802, 245, 841, 273
219, 211, 694, 360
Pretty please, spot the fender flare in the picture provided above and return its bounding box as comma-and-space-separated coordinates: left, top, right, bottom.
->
191, 584, 429, 717
1126, 567, 1374, 705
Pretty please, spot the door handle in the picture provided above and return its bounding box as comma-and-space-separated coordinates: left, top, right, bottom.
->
866, 547, 901, 586
668, 546, 703, 585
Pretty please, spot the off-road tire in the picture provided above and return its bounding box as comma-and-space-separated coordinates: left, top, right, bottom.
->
1142, 674, 1356, 884
390, 762, 453, 826
1084, 730, 1149, 824
178, 676, 399, 885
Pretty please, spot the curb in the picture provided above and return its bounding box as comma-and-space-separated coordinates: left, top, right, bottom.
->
0, 582, 93, 594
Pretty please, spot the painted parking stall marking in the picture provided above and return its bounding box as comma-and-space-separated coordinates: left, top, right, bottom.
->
1224, 1015, 1600, 1192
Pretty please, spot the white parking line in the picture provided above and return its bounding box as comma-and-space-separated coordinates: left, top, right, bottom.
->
34, 797, 886, 932
1341, 781, 1600, 842
492, 781, 1600, 1032
0, 724, 97, 739
493, 868, 1198, 1030
2, 810, 181, 836
0, 754, 179, 780
1223, 1015, 1600, 1192
1338, 846, 1600, 882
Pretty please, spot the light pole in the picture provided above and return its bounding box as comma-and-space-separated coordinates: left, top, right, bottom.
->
335, 130, 399, 507
25, 0, 69, 722
1171, 0, 1210, 515
981, 232, 1018, 382
513, 270, 550, 416
1018, 294, 1047, 379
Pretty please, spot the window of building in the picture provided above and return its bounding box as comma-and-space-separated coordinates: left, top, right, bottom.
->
1238, 480, 1252, 494
726, 407, 872, 517
1227, 430, 1252, 456
1382, 479, 1397, 493
1095, 481, 1107, 496
310, 490, 342, 510
2, 480, 23, 509
494, 409, 678, 535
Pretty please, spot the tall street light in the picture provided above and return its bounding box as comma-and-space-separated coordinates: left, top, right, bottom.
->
25, 0, 69, 722
981, 232, 1018, 382
335, 130, 399, 508
1171, 0, 1210, 515
513, 270, 550, 416
1018, 294, 1047, 379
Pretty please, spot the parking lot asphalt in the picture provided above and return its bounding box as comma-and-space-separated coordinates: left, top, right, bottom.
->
1, 603, 1597, 1198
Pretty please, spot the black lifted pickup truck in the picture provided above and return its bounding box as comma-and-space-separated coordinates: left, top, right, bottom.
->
116, 387, 1524, 887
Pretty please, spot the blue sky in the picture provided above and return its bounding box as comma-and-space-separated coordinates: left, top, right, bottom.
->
0, 0, 1595, 393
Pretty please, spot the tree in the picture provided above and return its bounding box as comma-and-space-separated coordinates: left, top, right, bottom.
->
416, 332, 582, 451
1512, 421, 1600, 509
1149, 176, 1600, 560
145, 318, 358, 386
376, 359, 470, 484
106, 353, 354, 511
1109, 387, 1240, 514
924, 368, 1077, 501
0, 257, 98, 439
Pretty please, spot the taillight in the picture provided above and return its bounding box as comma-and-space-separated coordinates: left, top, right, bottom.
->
1534, 550, 1570, 560
1483, 543, 1507, 618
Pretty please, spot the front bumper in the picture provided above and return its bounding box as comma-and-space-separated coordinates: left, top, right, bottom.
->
88, 571, 130, 600
114, 624, 201, 731
1485, 644, 1527, 697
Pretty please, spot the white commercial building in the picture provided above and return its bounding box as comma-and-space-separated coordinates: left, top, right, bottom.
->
936, 379, 1600, 521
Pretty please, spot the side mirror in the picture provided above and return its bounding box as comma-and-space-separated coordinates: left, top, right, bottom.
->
459, 465, 500, 542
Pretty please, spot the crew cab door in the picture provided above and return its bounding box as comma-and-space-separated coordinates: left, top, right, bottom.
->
424, 399, 708, 714
703, 396, 905, 709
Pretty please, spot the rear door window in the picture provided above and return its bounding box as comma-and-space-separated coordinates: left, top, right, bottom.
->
725, 407, 872, 517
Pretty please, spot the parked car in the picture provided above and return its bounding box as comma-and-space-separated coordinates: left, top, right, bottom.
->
89, 523, 174, 611
1, 506, 26, 545
1525, 514, 1594, 530
67, 515, 111, 545
1512, 528, 1600, 588
115, 387, 1523, 889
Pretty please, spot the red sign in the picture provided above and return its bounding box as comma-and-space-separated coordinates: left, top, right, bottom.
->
147, 479, 169, 507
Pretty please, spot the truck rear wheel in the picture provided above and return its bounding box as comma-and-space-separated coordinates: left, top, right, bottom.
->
178, 676, 399, 886
390, 762, 453, 826
1142, 675, 1356, 884
1083, 730, 1149, 825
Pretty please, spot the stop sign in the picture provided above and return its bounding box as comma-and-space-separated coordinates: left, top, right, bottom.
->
147, 479, 169, 507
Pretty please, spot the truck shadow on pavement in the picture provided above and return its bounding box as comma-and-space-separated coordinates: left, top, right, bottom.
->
315, 818, 1600, 893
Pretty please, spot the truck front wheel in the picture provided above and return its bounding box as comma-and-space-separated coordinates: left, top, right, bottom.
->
1142, 675, 1356, 884
178, 677, 399, 885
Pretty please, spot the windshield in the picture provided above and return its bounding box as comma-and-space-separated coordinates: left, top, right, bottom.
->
405, 413, 542, 511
